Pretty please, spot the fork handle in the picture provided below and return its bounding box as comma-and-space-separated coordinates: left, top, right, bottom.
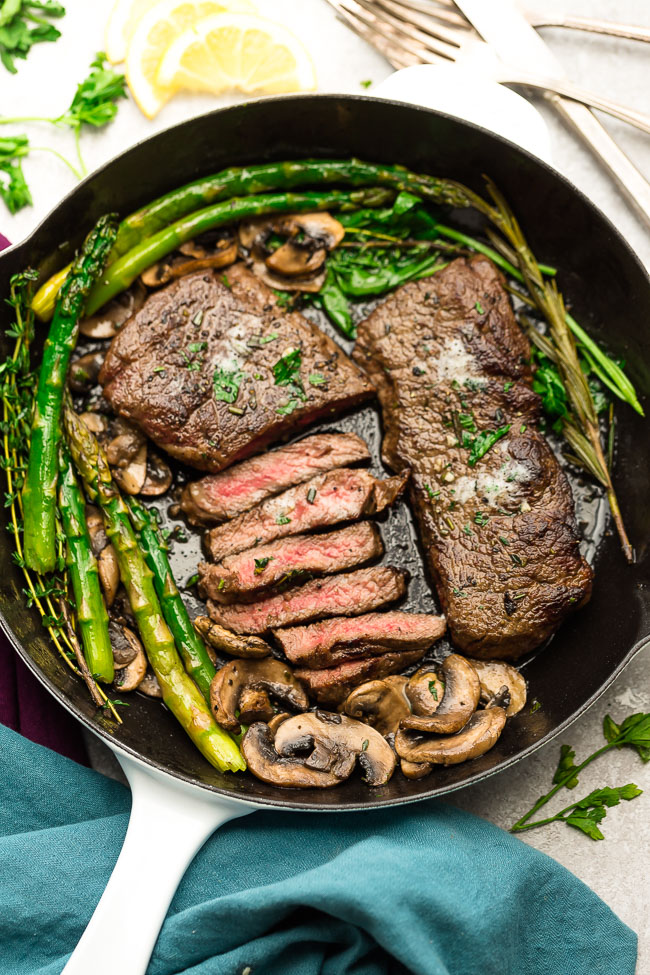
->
531, 14, 650, 44
504, 70, 650, 136
545, 96, 650, 230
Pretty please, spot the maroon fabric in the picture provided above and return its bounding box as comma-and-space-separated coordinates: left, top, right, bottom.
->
0, 232, 11, 252
0, 629, 89, 764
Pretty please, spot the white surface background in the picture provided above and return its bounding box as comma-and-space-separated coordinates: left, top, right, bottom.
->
2, 0, 649, 970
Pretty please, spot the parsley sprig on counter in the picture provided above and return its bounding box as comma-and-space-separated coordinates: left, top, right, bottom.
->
510, 712, 649, 840
0, 0, 65, 73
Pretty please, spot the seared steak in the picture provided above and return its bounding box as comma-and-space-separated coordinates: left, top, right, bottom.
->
353, 255, 593, 659
275, 611, 447, 668
206, 565, 408, 633
199, 522, 383, 603
99, 264, 373, 473
295, 651, 425, 705
180, 432, 370, 525
205, 467, 408, 562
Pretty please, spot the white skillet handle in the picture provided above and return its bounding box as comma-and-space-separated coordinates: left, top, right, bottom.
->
62, 754, 254, 975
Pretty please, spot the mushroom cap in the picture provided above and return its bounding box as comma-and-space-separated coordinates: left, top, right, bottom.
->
112, 627, 147, 691
466, 658, 527, 717
242, 722, 355, 788
341, 677, 411, 736
239, 211, 344, 293
193, 616, 271, 659
138, 669, 162, 698
395, 707, 507, 767
140, 452, 173, 497
79, 282, 146, 338
401, 654, 480, 734
274, 711, 396, 787
210, 658, 308, 735
68, 350, 105, 392
400, 759, 433, 780
140, 239, 237, 287
405, 669, 445, 717
108, 620, 139, 668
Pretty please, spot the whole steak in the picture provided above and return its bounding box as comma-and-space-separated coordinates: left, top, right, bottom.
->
99, 265, 373, 472
353, 255, 593, 659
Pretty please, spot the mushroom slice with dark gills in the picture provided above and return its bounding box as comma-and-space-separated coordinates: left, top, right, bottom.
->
401, 654, 480, 734
395, 705, 507, 772
242, 711, 396, 788
239, 211, 344, 292
79, 281, 146, 338
193, 616, 272, 659
111, 626, 148, 692
466, 658, 527, 717
68, 350, 105, 393
140, 452, 173, 497
86, 506, 119, 607
140, 234, 238, 288
341, 676, 410, 736
210, 658, 309, 735
105, 419, 148, 496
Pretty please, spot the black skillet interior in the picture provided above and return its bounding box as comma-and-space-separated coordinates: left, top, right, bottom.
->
1, 95, 649, 811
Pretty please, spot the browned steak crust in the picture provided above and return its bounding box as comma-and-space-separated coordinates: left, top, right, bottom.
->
353, 255, 593, 659
294, 650, 426, 705
99, 265, 373, 473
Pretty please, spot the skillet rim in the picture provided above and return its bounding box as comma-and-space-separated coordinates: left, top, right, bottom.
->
1, 92, 649, 811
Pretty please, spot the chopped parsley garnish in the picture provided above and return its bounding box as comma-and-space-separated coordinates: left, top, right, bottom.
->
463, 523, 473, 536
221, 273, 231, 288
273, 348, 302, 386
273, 290, 293, 308
425, 483, 440, 499
254, 556, 274, 574
504, 381, 514, 392
360, 79, 372, 89
217, 578, 226, 590
184, 572, 199, 588
181, 341, 207, 372
276, 398, 302, 416
428, 680, 438, 701
462, 424, 511, 467
248, 332, 278, 347
499, 535, 510, 546
452, 586, 466, 597
153, 366, 166, 374
213, 364, 244, 404
458, 412, 477, 433
275, 512, 291, 525
361, 738, 370, 750
474, 511, 489, 526
475, 301, 485, 314
308, 372, 326, 386
530, 700, 541, 714
306, 487, 317, 504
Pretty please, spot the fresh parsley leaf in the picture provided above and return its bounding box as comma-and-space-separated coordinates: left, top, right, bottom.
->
276, 397, 302, 416
428, 680, 438, 701
0, 0, 65, 74
474, 511, 489, 526
474, 300, 484, 314
603, 714, 621, 744
275, 513, 291, 525
254, 556, 274, 574
213, 364, 243, 404
0, 134, 32, 213
553, 744, 580, 790
359, 79, 372, 89
308, 372, 326, 386
273, 289, 293, 308
532, 353, 568, 421
463, 424, 511, 467
565, 805, 607, 841
273, 348, 302, 386
458, 412, 476, 433
59, 52, 126, 132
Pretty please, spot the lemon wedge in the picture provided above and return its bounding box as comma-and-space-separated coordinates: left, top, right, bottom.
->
126, 0, 257, 118
155, 12, 316, 97
105, 0, 161, 64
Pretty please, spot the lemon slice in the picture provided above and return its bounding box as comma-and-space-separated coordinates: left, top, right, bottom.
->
156, 12, 316, 97
126, 0, 256, 118
105, 0, 161, 64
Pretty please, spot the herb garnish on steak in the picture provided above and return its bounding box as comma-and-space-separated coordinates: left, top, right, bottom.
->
99, 264, 373, 472
353, 255, 593, 659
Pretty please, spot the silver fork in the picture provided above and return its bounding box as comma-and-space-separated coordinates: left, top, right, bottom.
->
327, 0, 650, 136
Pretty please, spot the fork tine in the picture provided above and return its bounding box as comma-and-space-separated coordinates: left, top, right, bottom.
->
341, 0, 460, 61
327, 0, 420, 69
374, 0, 472, 46
386, 0, 467, 23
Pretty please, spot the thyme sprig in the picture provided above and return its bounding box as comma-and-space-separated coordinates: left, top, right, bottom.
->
1, 271, 120, 721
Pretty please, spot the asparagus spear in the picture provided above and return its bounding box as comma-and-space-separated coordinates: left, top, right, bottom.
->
125, 495, 215, 701
83, 187, 393, 316
22, 214, 117, 572
63, 402, 245, 773
58, 446, 114, 683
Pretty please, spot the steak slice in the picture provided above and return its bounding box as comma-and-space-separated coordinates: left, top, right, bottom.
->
205, 467, 409, 562
180, 432, 370, 525
353, 255, 593, 659
206, 565, 408, 633
199, 522, 383, 603
275, 611, 447, 668
99, 264, 373, 473
295, 651, 425, 705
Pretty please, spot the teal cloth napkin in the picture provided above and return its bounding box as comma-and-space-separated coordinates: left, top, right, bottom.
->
0, 723, 637, 975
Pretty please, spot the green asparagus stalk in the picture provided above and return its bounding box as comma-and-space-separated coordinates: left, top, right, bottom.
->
58, 446, 114, 683
83, 187, 393, 316
63, 402, 245, 773
125, 495, 215, 701
22, 214, 117, 573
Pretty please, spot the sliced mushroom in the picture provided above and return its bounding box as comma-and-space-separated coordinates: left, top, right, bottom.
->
140, 452, 173, 496
268, 712, 291, 734
405, 670, 445, 717
80, 412, 108, 435
112, 628, 147, 691
395, 707, 507, 767
273, 711, 396, 787
193, 616, 271, 658
242, 722, 355, 788
273, 212, 345, 250
108, 621, 140, 668
68, 350, 105, 392
239, 211, 344, 293
139, 669, 162, 698
266, 241, 327, 278
140, 242, 238, 288
250, 260, 326, 294
113, 444, 147, 495
238, 687, 275, 725
401, 654, 480, 734
400, 759, 433, 780
86, 508, 119, 607
79, 282, 146, 338
466, 658, 527, 717
210, 658, 308, 735
341, 676, 411, 736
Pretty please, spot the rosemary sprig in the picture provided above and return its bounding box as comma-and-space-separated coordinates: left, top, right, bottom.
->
1, 271, 120, 721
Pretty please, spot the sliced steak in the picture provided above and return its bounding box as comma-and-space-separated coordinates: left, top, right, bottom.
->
206, 565, 408, 634
180, 432, 370, 525
353, 255, 593, 659
99, 264, 373, 473
295, 651, 425, 706
199, 522, 383, 603
205, 467, 409, 562
275, 611, 447, 668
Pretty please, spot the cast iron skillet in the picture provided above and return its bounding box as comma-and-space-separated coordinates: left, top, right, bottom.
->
1, 95, 649, 810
